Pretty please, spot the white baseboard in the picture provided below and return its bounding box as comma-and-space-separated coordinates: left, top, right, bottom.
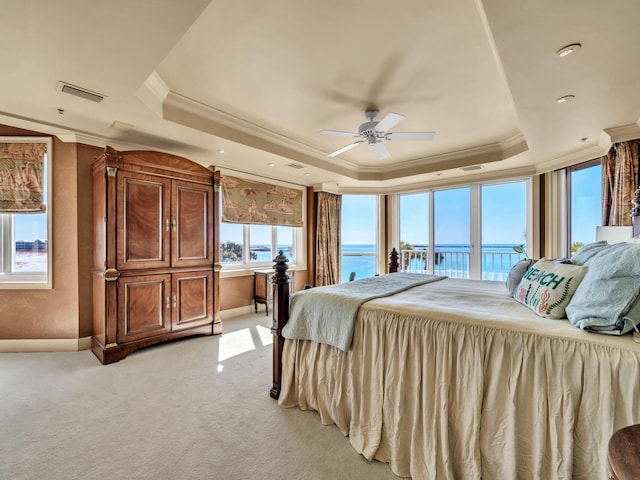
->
0, 336, 93, 353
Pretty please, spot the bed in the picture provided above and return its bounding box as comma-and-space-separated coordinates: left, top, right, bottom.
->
269, 214, 640, 480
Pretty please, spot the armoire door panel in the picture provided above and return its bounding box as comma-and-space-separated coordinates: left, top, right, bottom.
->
117, 172, 171, 270
172, 271, 213, 330
172, 181, 213, 267
117, 274, 172, 343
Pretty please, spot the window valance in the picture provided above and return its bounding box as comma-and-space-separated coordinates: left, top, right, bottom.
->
221, 174, 303, 227
0, 141, 46, 213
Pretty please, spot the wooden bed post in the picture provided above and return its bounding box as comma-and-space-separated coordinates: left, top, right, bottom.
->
389, 248, 399, 273
270, 250, 290, 399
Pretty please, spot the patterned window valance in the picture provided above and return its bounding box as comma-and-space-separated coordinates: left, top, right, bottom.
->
221, 174, 303, 227
0, 141, 46, 213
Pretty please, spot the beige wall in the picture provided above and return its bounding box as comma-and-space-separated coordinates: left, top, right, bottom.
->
0, 126, 98, 340
0, 121, 305, 343
218, 271, 309, 312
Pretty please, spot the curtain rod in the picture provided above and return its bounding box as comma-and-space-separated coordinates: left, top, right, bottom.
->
217, 166, 308, 189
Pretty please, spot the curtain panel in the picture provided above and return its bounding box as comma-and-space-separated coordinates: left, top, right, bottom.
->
315, 191, 341, 286
220, 175, 303, 226
602, 140, 639, 226
0, 141, 46, 213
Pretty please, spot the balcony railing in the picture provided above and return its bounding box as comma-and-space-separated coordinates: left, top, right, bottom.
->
399, 248, 524, 281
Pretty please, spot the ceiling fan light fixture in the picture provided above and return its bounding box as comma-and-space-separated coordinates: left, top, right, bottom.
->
556, 43, 581, 58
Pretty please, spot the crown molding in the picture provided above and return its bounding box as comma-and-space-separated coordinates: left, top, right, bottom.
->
137, 71, 170, 117
534, 130, 611, 174
55, 133, 108, 147
499, 131, 528, 158
355, 131, 528, 182
161, 90, 365, 178
312, 182, 340, 194
604, 122, 640, 143
338, 165, 537, 195
155, 78, 534, 184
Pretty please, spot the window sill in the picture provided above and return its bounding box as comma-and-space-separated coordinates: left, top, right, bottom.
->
220, 265, 298, 279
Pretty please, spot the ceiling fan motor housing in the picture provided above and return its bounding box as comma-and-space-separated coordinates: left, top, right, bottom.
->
358, 121, 380, 138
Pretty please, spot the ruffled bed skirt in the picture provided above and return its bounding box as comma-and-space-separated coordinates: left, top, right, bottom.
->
278, 280, 640, 480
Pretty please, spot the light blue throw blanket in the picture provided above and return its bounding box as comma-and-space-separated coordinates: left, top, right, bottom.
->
282, 273, 446, 351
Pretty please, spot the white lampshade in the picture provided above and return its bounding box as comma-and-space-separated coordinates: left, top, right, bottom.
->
595, 226, 634, 244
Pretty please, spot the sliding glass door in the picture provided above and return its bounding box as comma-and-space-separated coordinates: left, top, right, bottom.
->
398, 179, 529, 281
434, 188, 470, 278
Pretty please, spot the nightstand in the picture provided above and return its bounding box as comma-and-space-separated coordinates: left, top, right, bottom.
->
254, 269, 294, 316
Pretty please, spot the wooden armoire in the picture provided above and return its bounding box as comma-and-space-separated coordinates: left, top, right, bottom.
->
91, 146, 221, 364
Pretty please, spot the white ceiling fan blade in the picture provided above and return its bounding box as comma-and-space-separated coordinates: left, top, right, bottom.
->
385, 131, 436, 141
375, 112, 405, 132
320, 129, 359, 137
370, 141, 390, 160
328, 141, 364, 157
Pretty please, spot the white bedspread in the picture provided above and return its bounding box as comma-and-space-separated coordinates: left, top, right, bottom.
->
283, 272, 445, 351
279, 278, 640, 480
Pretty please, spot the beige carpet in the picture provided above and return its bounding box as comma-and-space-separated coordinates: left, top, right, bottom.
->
0, 313, 401, 480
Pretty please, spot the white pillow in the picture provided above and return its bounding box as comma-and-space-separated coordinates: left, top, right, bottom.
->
506, 258, 534, 296
514, 258, 588, 319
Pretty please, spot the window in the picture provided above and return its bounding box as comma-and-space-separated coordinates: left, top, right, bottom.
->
341, 195, 377, 283
249, 224, 272, 263
397, 179, 529, 281
218, 174, 304, 271
219, 223, 300, 268
434, 187, 470, 278
481, 182, 527, 280
0, 137, 51, 288
567, 160, 602, 253
399, 192, 429, 273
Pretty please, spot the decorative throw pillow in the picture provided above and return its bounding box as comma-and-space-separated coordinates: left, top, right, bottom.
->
514, 258, 588, 319
566, 241, 640, 334
506, 258, 534, 295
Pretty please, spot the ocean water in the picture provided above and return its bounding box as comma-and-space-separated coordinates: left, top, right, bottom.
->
250, 244, 525, 283
341, 244, 525, 283
251, 246, 293, 262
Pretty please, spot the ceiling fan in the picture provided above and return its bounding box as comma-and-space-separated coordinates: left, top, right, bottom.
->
320, 110, 435, 160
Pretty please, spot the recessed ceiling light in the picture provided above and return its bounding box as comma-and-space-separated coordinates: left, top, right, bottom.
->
216, 149, 225, 154
556, 43, 581, 58
267, 162, 275, 167
556, 94, 575, 104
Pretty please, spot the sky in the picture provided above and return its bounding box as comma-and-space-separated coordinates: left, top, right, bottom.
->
16, 214, 47, 241
344, 182, 528, 246
342, 166, 602, 247
570, 164, 602, 245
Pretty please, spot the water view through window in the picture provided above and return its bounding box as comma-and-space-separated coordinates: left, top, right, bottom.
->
398, 181, 528, 281
341, 195, 377, 283
569, 162, 602, 252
